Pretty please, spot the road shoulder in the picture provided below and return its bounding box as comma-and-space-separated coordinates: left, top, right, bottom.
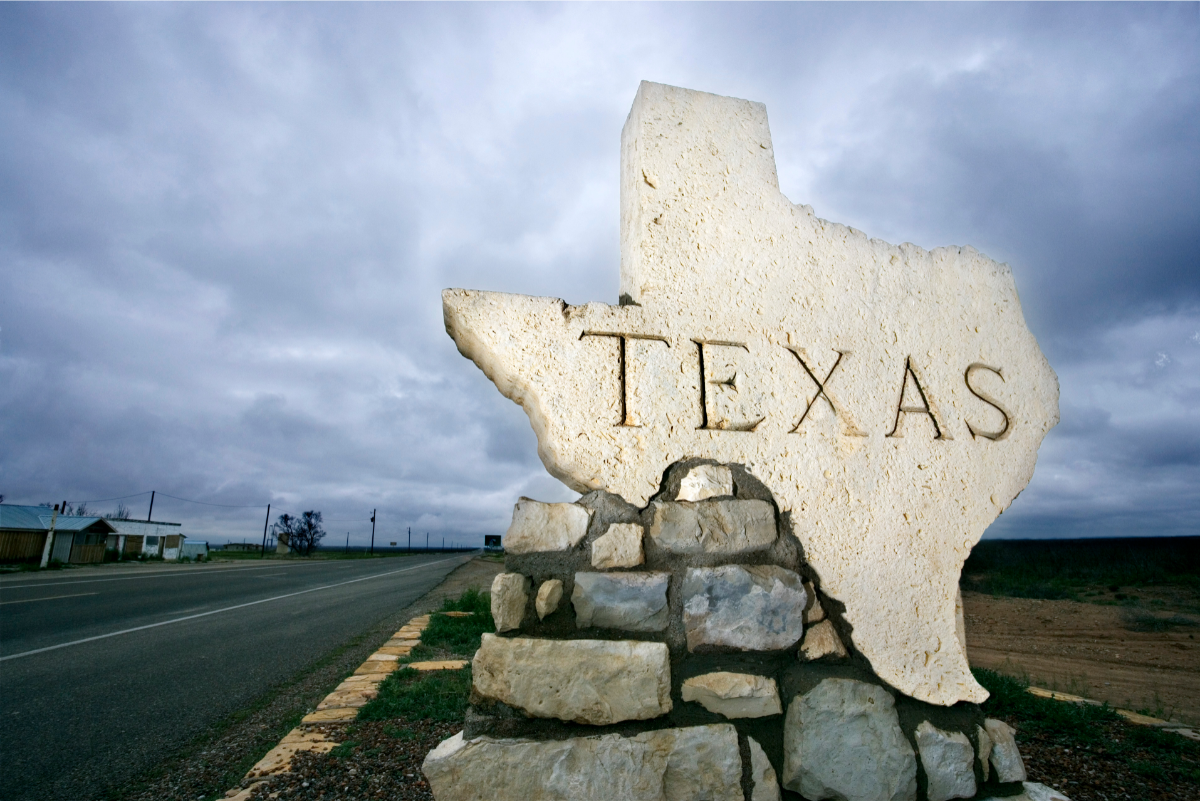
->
114, 555, 503, 801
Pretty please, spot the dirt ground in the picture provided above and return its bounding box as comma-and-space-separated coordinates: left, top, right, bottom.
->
964, 588, 1200, 726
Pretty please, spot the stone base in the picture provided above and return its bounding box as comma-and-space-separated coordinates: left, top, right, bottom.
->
422, 724, 750, 801
431, 461, 1039, 801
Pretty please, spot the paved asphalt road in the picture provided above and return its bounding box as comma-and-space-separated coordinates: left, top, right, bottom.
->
0, 554, 472, 801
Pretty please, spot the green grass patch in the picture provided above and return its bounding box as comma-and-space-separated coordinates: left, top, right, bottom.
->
416, 590, 495, 655
328, 740, 359, 759
974, 668, 1120, 744
357, 666, 474, 722
975, 668, 1200, 784
357, 587, 495, 724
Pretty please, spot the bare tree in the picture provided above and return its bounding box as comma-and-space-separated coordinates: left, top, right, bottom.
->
290, 511, 326, 556
104, 503, 131, 520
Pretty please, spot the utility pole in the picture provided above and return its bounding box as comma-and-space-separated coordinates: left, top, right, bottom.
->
407, 526, 411, 552
345, 532, 349, 553
39, 504, 60, 568
370, 510, 376, 555
426, 532, 429, 551
146, 490, 156, 523
260, 503, 271, 558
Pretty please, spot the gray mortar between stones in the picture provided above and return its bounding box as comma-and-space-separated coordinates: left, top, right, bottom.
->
473, 459, 1018, 801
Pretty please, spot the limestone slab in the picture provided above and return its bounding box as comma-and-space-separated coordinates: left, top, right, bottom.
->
682, 565, 806, 651
471, 634, 671, 725
504, 499, 592, 554
535, 579, 563, 620
915, 721, 976, 801
800, 620, 848, 661
984, 718, 1027, 782
591, 522, 645, 568
803, 581, 826, 623
422, 724, 741, 801
681, 671, 781, 718
442, 81, 1058, 705
649, 499, 776, 556
301, 707, 357, 723
408, 660, 468, 671
677, 464, 733, 501
748, 736, 781, 801
572, 571, 670, 632
491, 572, 530, 633
353, 661, 398, 676
782, 678, 916, 801
976, 724, 993, 781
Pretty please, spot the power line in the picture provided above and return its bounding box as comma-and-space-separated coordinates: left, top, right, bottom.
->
68, 491, 153, 504
154, 492, 265, 509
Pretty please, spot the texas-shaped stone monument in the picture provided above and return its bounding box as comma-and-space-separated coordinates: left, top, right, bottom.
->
444, 81, 1058, 708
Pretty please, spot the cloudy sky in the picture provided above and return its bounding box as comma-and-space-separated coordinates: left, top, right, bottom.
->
1, 3, 1197, 545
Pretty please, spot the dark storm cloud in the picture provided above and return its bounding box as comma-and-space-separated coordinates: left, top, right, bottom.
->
1, 3, 1196, 543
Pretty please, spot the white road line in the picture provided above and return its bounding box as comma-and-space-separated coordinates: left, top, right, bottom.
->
0, 592, 100, 606
0, 556, 462, 662
0, 561, 384, 590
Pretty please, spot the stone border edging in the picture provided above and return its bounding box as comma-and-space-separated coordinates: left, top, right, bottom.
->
1026, 686, 1199, 741
220, 612, 471, 800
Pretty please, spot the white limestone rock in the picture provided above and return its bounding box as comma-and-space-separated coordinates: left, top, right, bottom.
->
800, 620, 849, 660
491, 573, 529, 633
681, 672, 782, 718
915, 721, 977, 801
649, 499, 776, 555
979, 783, 1071, 801
803, 581, 826, 624
504, 499, 592, 554
782, 678, 917, 801
442, 82, 1059, 705
748, 736, 781, 801
976, 724, 993, 781
663, 724, 744, 801
984, 718, 1027, 782
572, 571, 670, 632
422, 724, 743, 801
471, 634, 672, 725
1021, 783, 1072, 801
677, 464, 733, 501
535, 579, 563, 620
683, 565, 806, 651
591, 522, 645, 568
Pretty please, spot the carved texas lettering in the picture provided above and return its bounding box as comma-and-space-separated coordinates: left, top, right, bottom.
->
693, 340, 765, 432
786, 348, 866, 437
964, 363, 1012, 441
887, 356, 947, 440
583, 334, 1008, 441
580, 331, 669, 427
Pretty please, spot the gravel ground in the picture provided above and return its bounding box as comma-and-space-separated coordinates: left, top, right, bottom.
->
247, 720, 455, 801
114, 556, 502, 801
1014, 718, 1199, 801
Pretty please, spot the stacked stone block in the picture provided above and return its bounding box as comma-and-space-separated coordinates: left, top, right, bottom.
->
423, 460, 1032, 801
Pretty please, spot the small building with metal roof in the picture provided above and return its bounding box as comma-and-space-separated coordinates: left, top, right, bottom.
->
0, 504, 118, 564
